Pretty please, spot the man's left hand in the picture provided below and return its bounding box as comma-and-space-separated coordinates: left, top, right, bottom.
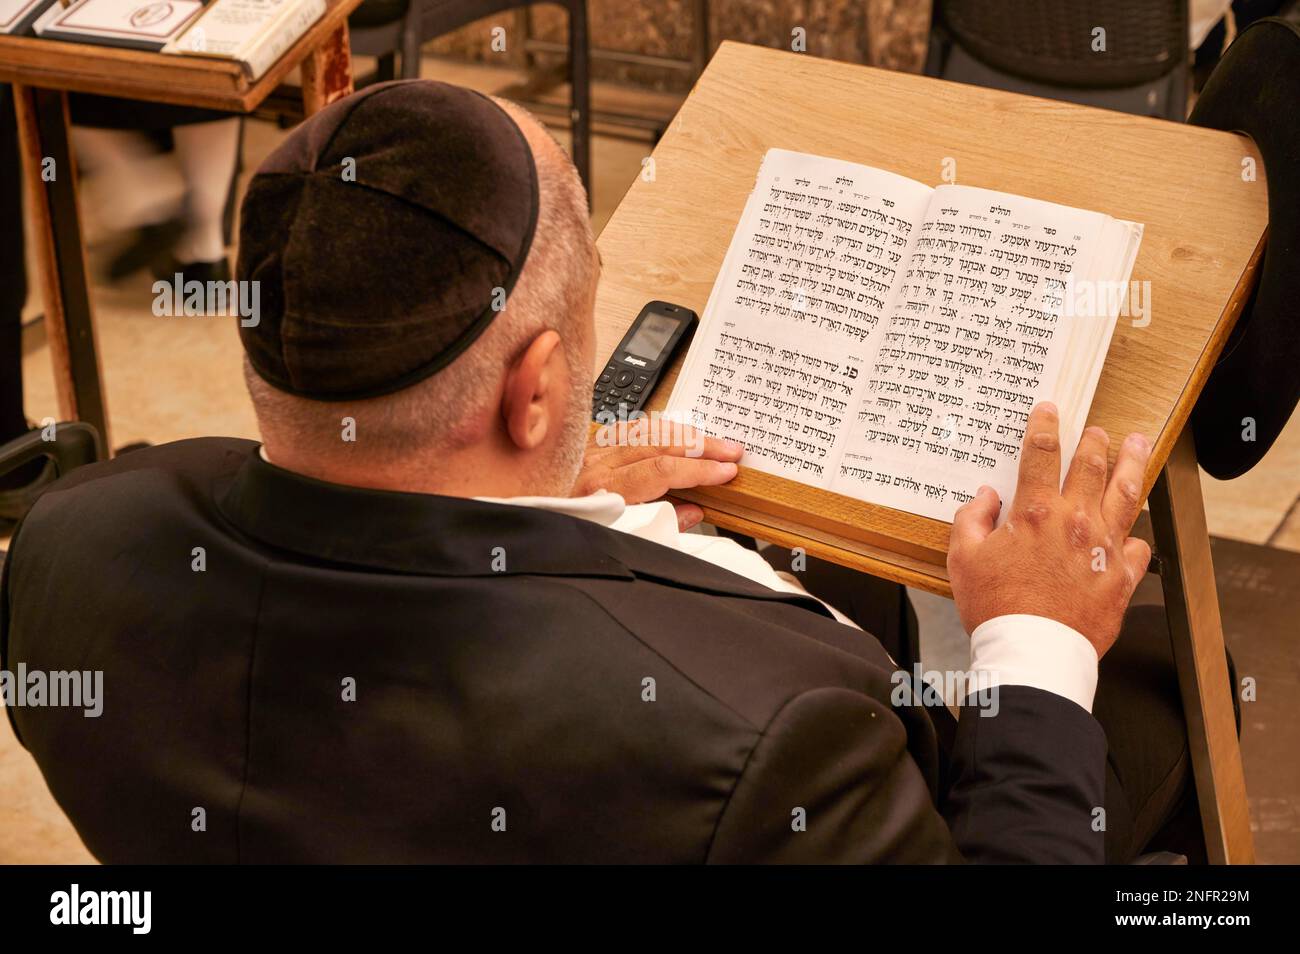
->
573, 419, 742, 530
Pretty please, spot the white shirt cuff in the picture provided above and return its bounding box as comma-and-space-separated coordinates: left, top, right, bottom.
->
968, 614, 1099, 713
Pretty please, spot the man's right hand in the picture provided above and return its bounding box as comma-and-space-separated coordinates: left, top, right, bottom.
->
574, 418, 742, 530
947, 402, 1153, 658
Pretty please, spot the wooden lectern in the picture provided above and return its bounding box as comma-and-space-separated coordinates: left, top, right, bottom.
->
594, 42, 1267, 864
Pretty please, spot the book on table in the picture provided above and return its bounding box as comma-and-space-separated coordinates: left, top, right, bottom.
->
162, 0, 326, 80
23, 0, 324, 78
33, 0, 206, 50
665, 148, 1144, 525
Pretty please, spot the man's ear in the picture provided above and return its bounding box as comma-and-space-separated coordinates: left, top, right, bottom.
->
502, 329, 564, 451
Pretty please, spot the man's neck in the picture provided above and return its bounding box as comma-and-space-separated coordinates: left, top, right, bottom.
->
259, 442, 557, 499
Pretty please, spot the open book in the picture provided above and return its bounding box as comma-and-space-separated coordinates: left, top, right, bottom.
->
33, 0, 204, 50
163, 0, 327, 80
666, 149, 1143, 523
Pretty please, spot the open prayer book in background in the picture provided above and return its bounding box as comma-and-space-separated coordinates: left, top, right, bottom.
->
163, 0, 327, 80
16, 0, 325, 76
32, 0, 204, 49
666, 149, 1143, 523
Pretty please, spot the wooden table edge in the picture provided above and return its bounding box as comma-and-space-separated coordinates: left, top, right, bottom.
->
0, 0, 362, 113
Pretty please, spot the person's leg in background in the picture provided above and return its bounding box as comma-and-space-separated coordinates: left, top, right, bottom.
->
170, 118, 241, 281
1193, 0, 1287, 90
72, 124, 185, 280
69, 95, 241, 283
1093, 602, 1240, 863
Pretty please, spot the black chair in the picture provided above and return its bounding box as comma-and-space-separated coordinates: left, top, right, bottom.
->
0, 422, 102, 561
925, 0, 1191, 120
349, 0, 423, 83
1187, 17, 1300, 478
349, 0, 591, 193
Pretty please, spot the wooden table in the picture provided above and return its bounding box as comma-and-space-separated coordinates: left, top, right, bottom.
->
595, 41, 1267, 864
1, 0, 362, 448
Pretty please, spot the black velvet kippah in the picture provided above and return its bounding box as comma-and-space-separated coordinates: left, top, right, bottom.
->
236, 80, 539, 400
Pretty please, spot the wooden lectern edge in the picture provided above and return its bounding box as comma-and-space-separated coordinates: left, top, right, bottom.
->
678, 495, 957, 596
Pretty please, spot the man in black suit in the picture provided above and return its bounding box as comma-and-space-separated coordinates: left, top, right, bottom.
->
2, 81, 1198, 863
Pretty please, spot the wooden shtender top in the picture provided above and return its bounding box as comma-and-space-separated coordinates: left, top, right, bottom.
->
0, 0, 363, 112
593, 41, 1268, 594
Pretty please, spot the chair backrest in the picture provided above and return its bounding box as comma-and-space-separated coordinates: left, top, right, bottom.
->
348, 0, 410, 56
0, 422, 101, 563
0, 422, 102, 484
1188, 17, 1300, 478
935, 0, 1189, 88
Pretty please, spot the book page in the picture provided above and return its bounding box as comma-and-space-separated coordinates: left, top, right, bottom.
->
667, 149, 932, 484
829, 185, 1130, 521
164, 0, 327, 79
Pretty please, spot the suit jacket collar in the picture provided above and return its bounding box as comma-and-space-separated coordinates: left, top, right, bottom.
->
216, 448, 834, 618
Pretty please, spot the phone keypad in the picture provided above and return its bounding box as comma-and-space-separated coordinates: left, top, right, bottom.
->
592, 362, 652, 420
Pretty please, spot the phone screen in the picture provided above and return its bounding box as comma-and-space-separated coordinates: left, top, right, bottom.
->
624, 312, 679, 360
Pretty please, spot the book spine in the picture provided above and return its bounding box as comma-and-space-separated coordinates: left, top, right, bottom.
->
240, 0, 326, 81
36, 30, 170, 51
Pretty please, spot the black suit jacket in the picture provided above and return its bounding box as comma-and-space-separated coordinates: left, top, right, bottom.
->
1, 438, 1107, 862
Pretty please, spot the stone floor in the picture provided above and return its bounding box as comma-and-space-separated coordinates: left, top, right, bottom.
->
2, 54, 1297, 864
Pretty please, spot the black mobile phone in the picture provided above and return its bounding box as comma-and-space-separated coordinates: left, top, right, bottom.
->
592, 300, 698, 421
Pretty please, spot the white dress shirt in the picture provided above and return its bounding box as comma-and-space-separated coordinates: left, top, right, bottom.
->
479, 491, 1099, 713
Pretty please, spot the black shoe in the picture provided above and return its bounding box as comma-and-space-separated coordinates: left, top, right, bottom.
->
105, 220, 185, 281
153, 257, 231, 285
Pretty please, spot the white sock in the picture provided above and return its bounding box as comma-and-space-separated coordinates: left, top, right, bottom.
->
172, 118, 241, 264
